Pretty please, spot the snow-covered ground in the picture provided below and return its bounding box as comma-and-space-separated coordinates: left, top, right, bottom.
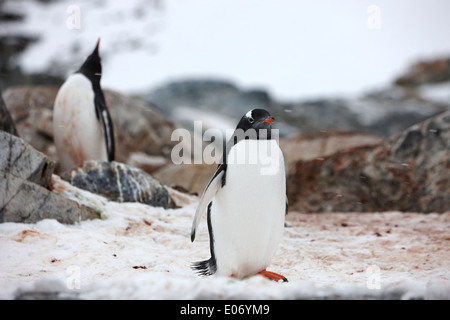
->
1, 177, 449, 299
2, 0, 449, 300
4, 0, 450, 100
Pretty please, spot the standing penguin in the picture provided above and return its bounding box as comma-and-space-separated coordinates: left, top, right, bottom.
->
191, 109, 288, 282
53, 39, 115, 173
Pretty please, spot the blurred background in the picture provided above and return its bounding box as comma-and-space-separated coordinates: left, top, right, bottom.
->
2, 0, 450, 135
1, 0, 449, 212
1, 2, 449, 299
2, 0, 450, 98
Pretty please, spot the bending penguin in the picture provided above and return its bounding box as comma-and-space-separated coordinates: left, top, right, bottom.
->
53, 39, 115, 173
191, 109, 288, 282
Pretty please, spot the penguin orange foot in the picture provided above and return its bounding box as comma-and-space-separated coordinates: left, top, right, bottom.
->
258, 269, 288, 282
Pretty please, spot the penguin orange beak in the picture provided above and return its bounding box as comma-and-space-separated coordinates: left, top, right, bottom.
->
263, 117, 274, 123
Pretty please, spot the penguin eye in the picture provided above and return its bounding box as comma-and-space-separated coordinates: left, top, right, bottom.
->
248, 117, 254, 124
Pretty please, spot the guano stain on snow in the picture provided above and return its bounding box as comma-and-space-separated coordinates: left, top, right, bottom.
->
0, 180, 449, 299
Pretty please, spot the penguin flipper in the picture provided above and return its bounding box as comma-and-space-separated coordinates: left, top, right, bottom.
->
94, 94, 115, 161
191, 164, 226, 242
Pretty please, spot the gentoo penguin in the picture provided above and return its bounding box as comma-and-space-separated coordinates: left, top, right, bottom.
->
191, 109, 288, 282
53, 39, 115, 173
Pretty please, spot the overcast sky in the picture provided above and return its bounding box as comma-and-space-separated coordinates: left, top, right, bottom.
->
10, 0, 450, 100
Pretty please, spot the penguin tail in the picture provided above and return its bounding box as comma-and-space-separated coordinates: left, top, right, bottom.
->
191, 258, 216, 276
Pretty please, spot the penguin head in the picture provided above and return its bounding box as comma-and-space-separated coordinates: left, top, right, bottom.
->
223, 108, 276, 161
77, 39, 102, 83
235, 108, 275, 139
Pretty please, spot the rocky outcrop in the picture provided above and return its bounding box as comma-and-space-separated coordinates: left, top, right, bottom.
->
394, 57, 450, 86
280, 131, 383, 171
148, 79, 265, 119
275, 87, 447, 137
152, 131, 383, 197
104, 90, 178, 162
0, 130, 54, 187
63, 160, 174, 209
2, 86, 179, 169
286, 111, 450, 213
0, 130, 98, 224
153, 163, 218, 196
145, 79, 297, 136
145, 76, 449, 138
2, 86, 58, 159
2, 86, 186, 210
0, 171, 99, 224
126, 152, 169, 174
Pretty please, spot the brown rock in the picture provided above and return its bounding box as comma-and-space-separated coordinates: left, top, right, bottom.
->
103, 90, 178, 163
280, 131, 383, 172
126, 152, 168, 174
395, 57, 450, 86
287, 111, 450, 213
2, 86, 59, 159
153, 163, 217, 196
152, 131, 383, 197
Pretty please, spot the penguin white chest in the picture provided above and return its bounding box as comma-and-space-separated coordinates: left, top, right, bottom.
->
53, 73, 107, 172
211, 139, 286, 278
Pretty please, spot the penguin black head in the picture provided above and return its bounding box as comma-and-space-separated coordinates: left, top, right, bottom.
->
235, 108, 275, 140
77, 39, 102, 84
221, 108, 276, 166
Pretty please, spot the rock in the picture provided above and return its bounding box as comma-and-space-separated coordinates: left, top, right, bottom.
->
286, 110, 450, 213
0, 130, 54, 187
394, 57, 450, 86
63, 160, 174, 209
126, 152, 168, 174
153, 163, 217, 196
145, 79, 299, 137
147, 79, 245, 118
152, 132, 383, 197
2, 86, 179, 170
146, 77, 449, 139
280, 131, 384, 172
166, 186, 198, 208
0, 94, 18, 136
276, 85, 449, 137
104, 90, 178, 163
0, 130, 99, 224
275, 99, 365, 134
0, 171, 99, 224
2, 86, 59, 159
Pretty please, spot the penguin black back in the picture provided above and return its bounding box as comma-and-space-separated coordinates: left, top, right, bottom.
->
76, 39, 115, 162
77, 39, 102, 84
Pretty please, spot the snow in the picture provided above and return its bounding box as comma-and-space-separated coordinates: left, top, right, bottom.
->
2, 0, 450, 300
4, 0, 450, 100
418, 81, 450, 105
1, 177, 449, 299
